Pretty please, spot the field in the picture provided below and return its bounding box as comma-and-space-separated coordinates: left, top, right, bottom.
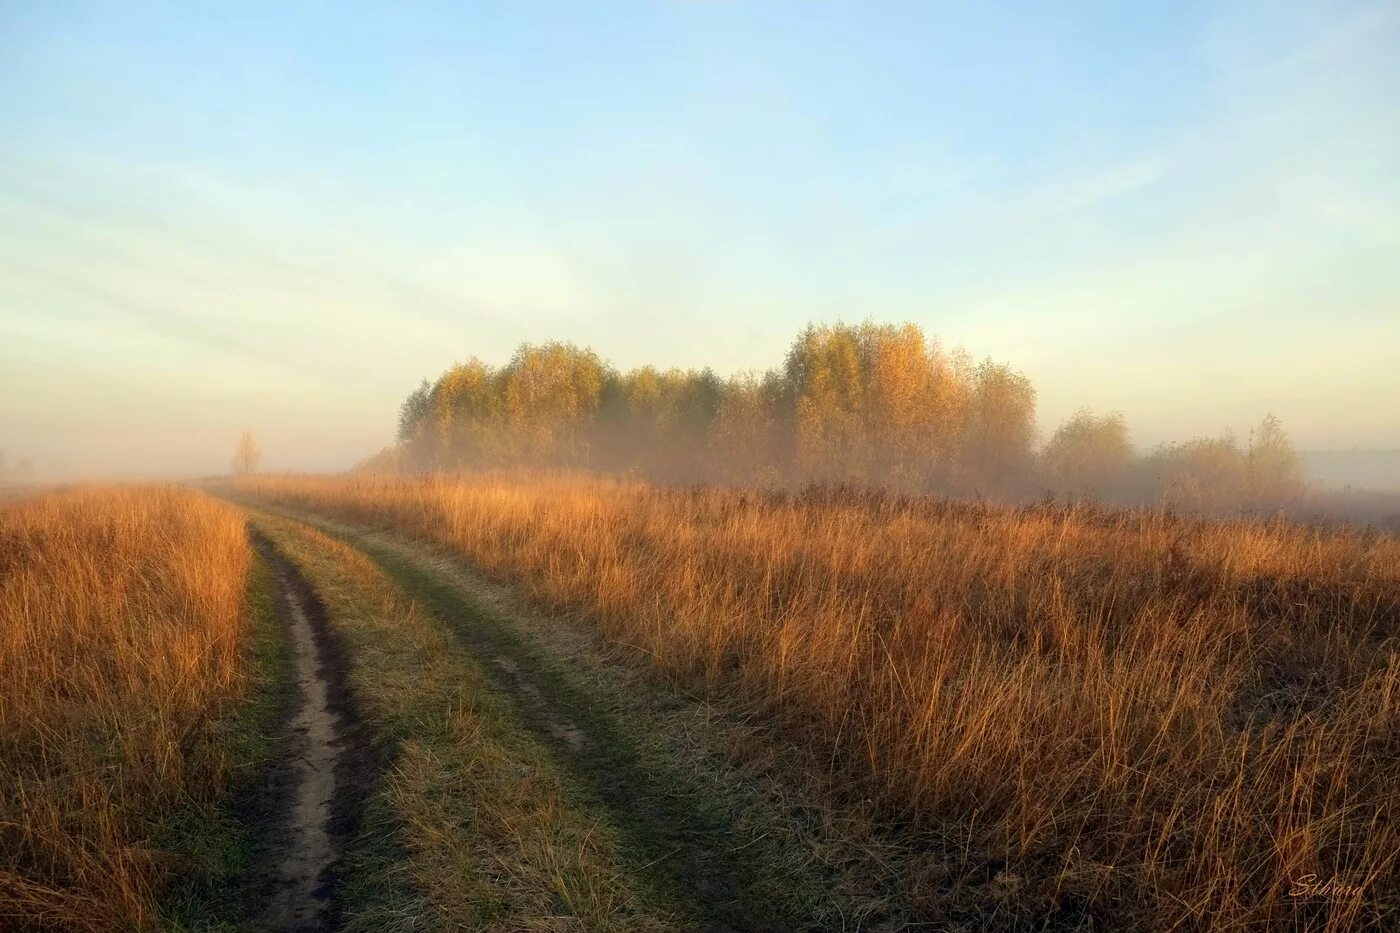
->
3, 475, 1397, 930
11, 2, 1396, 929
0, 488, 252, 929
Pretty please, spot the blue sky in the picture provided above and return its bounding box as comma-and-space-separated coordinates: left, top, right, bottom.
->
1, 1, 1397, 475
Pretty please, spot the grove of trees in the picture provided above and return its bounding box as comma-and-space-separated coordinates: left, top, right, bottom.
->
378, 321, 1303, 513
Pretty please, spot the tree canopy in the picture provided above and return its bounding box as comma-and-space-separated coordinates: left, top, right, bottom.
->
380, 321, 1302, 513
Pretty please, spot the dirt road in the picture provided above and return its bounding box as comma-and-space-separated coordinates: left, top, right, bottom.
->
252, 538, 366, 933
221, 503, 902, 930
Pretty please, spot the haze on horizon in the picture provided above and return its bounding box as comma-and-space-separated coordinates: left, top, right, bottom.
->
1, 1, 1397, 482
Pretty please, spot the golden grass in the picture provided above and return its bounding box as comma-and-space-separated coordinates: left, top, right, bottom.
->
239, 472, 1400, 929
0, 487, 251, 931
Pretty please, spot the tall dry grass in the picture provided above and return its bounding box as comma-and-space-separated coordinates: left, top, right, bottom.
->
240, 472, 1400, 929
0, 487, 251, 931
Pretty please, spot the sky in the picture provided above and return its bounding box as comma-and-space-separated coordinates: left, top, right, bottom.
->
1, 1, 1397, 477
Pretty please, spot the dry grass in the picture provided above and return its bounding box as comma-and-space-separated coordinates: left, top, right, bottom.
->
0, 487, 251, 931
239, 472, 1400, 930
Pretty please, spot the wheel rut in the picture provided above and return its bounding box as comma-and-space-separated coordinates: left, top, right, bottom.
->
251, 534, 372, 933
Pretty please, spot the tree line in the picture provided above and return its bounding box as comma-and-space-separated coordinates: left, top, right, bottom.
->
376, 321, 1303, 512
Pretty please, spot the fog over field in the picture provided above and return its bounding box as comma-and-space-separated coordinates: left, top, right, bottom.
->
1302, 449, 1400, 491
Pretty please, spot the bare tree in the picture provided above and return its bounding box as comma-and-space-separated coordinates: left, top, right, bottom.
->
232, 429, 262, 476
